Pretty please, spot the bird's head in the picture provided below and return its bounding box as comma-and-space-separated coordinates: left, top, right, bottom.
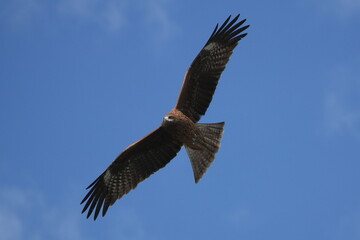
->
162, 109, 184, 127
163, 114, 176, 123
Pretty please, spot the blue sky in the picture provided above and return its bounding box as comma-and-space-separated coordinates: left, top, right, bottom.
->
1, 0, 360, 239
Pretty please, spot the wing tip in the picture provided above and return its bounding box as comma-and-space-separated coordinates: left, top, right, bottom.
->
206, 14, 249, 45
81, 199, 103, 220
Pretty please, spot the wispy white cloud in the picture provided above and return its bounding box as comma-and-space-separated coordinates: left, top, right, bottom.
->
333, 209, 360, 239
0, 186, 149, 240
1, 0, 177, 38
325, 94, 360, 137
226, 204, 252, 225
324, 67, 360, 138
0, 208, 22, 240
0, 0, 41, 27
57, 0, 96, 18
102, 1, 126, 31
0, 186, 86, 240
318, 0, 360, 19
57, 0, 127, 32
108, 208, 146, 240
142, 0, 178, 40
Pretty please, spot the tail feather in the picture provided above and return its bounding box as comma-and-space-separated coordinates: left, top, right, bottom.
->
185, 122, 225, 183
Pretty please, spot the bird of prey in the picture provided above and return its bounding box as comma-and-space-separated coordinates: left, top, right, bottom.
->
81, 14, 249, 220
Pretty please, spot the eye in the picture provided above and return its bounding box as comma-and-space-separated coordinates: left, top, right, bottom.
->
164, 115, 175, 122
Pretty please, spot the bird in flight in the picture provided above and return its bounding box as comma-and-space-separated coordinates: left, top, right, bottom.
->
81, 14, 249, 220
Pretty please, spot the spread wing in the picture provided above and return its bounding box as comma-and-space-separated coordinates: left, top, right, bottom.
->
81, 127, 182, 220
176, 14, 249, 122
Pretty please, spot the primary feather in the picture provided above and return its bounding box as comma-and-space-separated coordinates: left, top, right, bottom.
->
176, 14, 249, 122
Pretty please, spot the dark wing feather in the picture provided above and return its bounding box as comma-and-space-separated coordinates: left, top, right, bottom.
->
81, 127, 182, 220
176, 14, 249, 122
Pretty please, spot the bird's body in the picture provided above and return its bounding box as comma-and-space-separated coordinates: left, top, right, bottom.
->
81, 14, 249, 220
163, 109, 202, 149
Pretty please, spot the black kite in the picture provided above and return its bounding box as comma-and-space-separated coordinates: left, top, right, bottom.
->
81, 14, 249, 220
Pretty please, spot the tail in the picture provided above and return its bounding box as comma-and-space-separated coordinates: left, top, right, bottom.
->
185, 122, 225, 183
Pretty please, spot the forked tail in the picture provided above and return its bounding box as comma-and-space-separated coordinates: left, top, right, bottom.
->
185, 122, 225, 183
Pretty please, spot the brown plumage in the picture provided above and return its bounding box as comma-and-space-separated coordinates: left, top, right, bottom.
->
81, 14, 249, 220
